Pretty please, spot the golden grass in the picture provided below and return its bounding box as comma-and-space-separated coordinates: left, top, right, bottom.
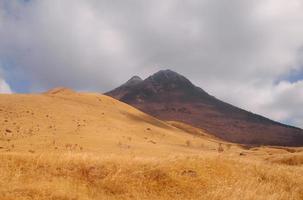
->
0, 92, 218, 157
1, 152, 303, 200
267, 153, 303, 166
1, 91, 303, 199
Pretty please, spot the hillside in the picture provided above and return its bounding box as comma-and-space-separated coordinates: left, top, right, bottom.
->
1, 89, 303, 200
106, 69, 303, 146
0, 87, 219, 156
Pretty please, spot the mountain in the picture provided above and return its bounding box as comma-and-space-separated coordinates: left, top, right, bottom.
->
107, 76, 143, 99
106, 69, 303, 147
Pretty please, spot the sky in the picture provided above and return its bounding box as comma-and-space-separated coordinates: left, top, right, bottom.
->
0, 0, 303, 127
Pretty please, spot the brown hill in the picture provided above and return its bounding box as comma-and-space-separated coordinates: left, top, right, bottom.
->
0, 88, 221, 156
106, 69, 303, 147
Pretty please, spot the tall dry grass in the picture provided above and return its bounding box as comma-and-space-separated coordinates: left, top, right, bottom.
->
267, 153, 303, 166
0, 152, 303, 200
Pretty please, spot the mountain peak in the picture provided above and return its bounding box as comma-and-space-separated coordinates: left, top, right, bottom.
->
150, 69, 183, 79
124, 75, 143, 86
146, 69, 194, 89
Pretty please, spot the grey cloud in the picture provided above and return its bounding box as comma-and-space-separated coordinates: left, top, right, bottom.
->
1, 0, 303, 126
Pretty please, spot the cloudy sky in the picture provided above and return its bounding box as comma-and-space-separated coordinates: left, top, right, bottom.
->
0, 0, 303, 127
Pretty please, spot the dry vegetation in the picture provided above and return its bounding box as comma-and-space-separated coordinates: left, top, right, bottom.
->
266, 152, 303, 166
1, 152, 303, 200
0, 89, 303, 199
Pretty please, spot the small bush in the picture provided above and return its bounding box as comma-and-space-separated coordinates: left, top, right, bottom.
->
217, 143, 224, 153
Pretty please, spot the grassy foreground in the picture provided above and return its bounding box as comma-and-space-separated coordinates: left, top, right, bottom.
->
1, 152, 303, 200
1, 91, 303, 199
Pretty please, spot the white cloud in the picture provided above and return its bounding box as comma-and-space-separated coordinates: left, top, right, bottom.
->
208, 80, 303, 127
266, 81, 303, 127
0, 78, 11, 94
0, 64, 12, 94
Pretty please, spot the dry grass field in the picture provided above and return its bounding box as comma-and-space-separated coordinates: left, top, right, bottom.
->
0, 88, 303, 200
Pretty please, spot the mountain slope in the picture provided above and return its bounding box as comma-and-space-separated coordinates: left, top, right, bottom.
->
106, 69, 303, 147
0, 88, 221, 156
